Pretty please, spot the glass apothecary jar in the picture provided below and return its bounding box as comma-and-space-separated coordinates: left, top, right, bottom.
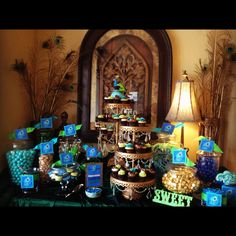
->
153, 132, 181, 174
195, 151, 221, 184
162, 165, 201, 194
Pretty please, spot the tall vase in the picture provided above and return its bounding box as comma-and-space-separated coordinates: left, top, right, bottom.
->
198, 117, 220, 142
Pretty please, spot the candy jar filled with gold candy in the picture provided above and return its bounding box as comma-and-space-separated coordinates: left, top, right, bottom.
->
39, 154, 54, 182
195, 151, 221, 184
162, 165, 201, 194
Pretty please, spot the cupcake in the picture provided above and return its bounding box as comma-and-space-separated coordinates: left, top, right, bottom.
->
96, 114, 105, 122
146, 168, 156, 178
135, 143, 144, 153
104, 97, 110, 103
118, 169, 126, 180
139, 170, 147, 181
113, 95, 121, 103
111, 166, 119, 177
138, 117, 146, 127
107, 96, 115, 103
128, 171, 138, 182
128, 118, 138, 126
121, 98, 129, 104
100, 127, 107, 134
125, 143, 134, 153
112, 114, 120, 120
120, 118, 128, 126
145, 143, 152, 153
118, 142, 126, 152
119, 114, 126, 120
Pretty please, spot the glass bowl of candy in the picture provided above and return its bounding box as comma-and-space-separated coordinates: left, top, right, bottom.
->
162, 165, 201, 194
85, 187, 102, 198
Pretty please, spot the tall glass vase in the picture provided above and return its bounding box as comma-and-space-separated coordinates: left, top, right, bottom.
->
198, 117, 220, 142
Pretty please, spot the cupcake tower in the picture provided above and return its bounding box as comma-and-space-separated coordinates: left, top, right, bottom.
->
95, 77, 134, 154
110, 121, 156, 200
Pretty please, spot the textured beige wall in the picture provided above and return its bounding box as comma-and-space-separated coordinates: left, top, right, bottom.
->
1, 29, 236, 173
0, 30, 36, 172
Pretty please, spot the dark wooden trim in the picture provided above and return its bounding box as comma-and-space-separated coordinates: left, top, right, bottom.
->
78, 30, 172, 143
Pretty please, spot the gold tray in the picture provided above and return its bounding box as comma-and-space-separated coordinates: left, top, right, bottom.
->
116, 151, 153, 160
110, 175, 156, 188
119, 125, 152, 133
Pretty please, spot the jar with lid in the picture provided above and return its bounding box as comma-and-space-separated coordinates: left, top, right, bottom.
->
153, 132, 180, 174
195, 151, 221, 184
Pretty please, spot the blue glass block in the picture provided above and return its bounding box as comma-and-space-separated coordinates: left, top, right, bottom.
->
161, 123, 175, 134
40, 117, 53, 129
64, 124, 76, 136
15, 129, 28, 140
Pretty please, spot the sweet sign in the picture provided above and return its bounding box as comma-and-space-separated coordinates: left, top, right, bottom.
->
152, 189, 193, 207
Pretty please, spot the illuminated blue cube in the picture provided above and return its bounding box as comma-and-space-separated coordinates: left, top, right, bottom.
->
221, 185, 236, 201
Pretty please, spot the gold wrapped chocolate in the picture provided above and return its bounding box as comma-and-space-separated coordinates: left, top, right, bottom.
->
162, 166, 200, 194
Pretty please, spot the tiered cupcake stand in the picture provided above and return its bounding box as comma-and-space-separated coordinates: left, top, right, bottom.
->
96, 103, 133, 156
110, 125, 156, 200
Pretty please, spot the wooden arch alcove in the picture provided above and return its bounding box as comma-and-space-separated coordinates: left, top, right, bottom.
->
78, 30, 172, 142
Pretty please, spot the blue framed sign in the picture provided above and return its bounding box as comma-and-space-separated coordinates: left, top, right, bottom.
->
40, 117, 53, 129
161, 123, 175, 134
199, 139, 214, 152
64, 124, 76, 137
40, 141, 54, 155
85, 163, 103, 188
15, 129, 28, 140
60, 153, 74, 166
21, 175, 34, 189
172, 149, 187, 164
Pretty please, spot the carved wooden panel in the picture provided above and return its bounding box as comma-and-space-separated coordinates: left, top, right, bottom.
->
97, 36, 151, 118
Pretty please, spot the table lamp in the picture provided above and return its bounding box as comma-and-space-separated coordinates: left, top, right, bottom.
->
165, 71, 201, 147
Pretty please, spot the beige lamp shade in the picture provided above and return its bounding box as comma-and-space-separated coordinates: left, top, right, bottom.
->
166, 79, 201, 122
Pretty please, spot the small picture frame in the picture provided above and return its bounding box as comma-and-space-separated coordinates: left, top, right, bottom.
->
21, 175, 34, 189
60, 153, 74, 166
15, 128, 28, 140
172, 149, 187, 164
40, 117, 53, 129
161, 122, 175, 134
64, 124, 76, 137
199, 139, 214, 153
85, 163, 103, 188
40, 141, 54, 155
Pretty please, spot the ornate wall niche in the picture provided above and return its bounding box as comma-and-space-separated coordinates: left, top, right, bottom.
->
78, 30, 172, 142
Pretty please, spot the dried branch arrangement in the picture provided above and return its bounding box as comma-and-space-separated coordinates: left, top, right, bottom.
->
194, 30, 236, 119
11, 34, 79, 122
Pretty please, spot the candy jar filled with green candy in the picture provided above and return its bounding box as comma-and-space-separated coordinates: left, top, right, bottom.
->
6, 149, 36, 186
152, 132, 180, 175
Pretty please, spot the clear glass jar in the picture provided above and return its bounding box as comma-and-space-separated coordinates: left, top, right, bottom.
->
162, 165, 201, 194
196, 151, 221, 183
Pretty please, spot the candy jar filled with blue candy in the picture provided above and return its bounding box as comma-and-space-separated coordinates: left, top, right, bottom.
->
6, 148, 36, 186
196, 151, 221, 184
